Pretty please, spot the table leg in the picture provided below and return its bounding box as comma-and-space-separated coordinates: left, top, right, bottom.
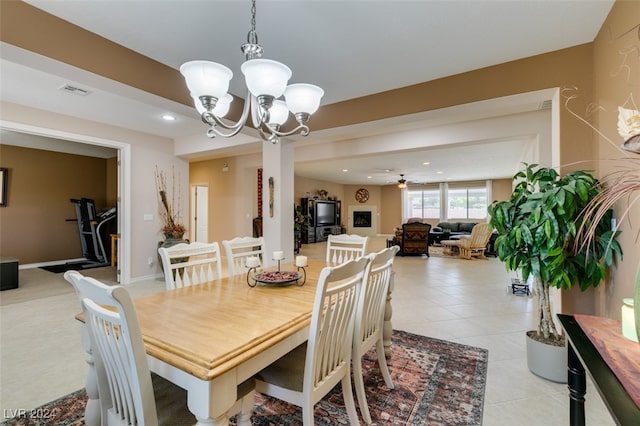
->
567, 343, 586, 426
186, 372, 241, 426
383, 271, 394, 358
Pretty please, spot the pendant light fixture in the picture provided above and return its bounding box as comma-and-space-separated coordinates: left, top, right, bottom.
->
180, 0, 324, 143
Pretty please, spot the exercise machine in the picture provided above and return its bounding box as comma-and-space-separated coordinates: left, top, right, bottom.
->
69, 198, 116, 266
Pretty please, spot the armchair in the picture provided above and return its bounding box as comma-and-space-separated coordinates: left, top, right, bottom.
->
442, 222, 493, 259
394, 221, 431, 256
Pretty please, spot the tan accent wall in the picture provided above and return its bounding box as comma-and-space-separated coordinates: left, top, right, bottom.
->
380, 185, 402, 234
491, 178, 514, 203
0, 145, 115, 264
567, 0, 640, 320
106, 157, 118, 207
190, 154, 261, 244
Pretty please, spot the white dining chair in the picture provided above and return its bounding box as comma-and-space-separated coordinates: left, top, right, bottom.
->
66, 271, 254, 426
352, 246, 398, 424
222, 236, 265, 276
254, 257, 369, 426
158, 241, 223, 290
326, 234, 369, 265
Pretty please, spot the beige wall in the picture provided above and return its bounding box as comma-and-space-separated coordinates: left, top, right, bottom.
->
190, 153, 262, 245
380, 185, 402, 234
0, 144, 113, 264
294, 176, 345, 206
106, 157, 118, 207
491, 178, 514, 203
584, 0, 639, 320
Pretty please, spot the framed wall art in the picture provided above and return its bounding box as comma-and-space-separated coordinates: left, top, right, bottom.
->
0, 168, 7, 207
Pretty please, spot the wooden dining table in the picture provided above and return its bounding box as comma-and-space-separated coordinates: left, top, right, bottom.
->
79, 259, 396, 426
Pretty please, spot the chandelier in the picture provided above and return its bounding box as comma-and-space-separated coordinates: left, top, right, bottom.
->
180, 0, 324, 143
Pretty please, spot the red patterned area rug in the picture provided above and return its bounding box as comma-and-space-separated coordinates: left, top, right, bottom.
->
2, 330, 487, 426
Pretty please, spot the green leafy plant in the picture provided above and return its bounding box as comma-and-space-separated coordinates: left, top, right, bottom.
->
488, 163, 622, 344
294, 204, 309, 231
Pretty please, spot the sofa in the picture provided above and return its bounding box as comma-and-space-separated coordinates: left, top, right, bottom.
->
392, 219, 431, 256
429, 222, 477, 245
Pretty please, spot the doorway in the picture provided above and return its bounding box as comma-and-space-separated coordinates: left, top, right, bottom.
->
0, 122, 129, 283
191, 184, 209, 243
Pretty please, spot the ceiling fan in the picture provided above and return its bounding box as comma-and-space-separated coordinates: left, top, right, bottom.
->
397, 174, 408, 189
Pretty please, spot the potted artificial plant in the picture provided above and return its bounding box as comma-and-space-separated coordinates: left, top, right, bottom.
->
488, 163, 621, 381
156, 166, 187, 273
294, 205, 309, 254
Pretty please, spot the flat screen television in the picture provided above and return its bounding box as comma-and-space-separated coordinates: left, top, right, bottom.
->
315, 201, 336, 226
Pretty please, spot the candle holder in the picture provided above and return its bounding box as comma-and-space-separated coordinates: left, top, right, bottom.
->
246, 265, 259, 287
296, 265, 307, 286
273, 257, 283, 272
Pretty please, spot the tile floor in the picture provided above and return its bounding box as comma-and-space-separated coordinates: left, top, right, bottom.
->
0, 236, 615, 425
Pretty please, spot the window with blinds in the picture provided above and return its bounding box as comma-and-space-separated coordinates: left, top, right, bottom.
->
446, 182, 488, 219
406, 188, 440, 219
403, 181, 490, 221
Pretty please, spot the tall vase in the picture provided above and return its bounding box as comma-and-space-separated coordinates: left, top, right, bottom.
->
157, 236, 188, 276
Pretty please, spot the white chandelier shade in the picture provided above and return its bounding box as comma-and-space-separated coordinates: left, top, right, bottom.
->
180, 0, 324, 143
268, 100, 290, 126
240, 59, 292, 99
193, 93, 233, 118
285, 83, 324, 115
180, 61, 233, 101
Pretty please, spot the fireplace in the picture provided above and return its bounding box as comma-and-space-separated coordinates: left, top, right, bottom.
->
353, 211, 372, 228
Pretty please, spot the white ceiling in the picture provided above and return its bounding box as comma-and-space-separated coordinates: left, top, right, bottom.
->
0, 0, 614, 185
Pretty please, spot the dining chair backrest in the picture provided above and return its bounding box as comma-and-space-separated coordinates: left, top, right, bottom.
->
158, 241, 223, 290
222, 236, 265, 276
352, 246, 398, 423
325, 234, 369, 265
355, 246, 398, 350
304, 257, 369, 399
64, 270, 108, 424
244, 257, 371, 425
76, 274, 160, 426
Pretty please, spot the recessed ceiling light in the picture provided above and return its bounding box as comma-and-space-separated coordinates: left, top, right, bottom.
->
436, 171, 444, 174
423, 161, 431, 165
162, 114, 176, 121
367, 176, 372, 179
342, 169, 349, 172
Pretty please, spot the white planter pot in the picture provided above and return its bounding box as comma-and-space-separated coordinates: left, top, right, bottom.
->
526, 331, 567, 383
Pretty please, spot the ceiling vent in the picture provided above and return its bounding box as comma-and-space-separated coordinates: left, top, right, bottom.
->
538, 100, 552, 110
58, 84, 91, 96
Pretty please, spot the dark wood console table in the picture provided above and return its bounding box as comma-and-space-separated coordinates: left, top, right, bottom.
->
558, 314, 640, 426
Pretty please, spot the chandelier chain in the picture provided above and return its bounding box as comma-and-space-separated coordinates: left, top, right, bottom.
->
247, 0, 258, 46
251, 0, 256, 32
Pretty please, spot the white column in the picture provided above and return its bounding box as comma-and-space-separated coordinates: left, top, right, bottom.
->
262, 140, 295, 266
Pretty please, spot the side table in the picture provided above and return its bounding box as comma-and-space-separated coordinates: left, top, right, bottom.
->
0, 257, 19, 290
558, 314, 640, 426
